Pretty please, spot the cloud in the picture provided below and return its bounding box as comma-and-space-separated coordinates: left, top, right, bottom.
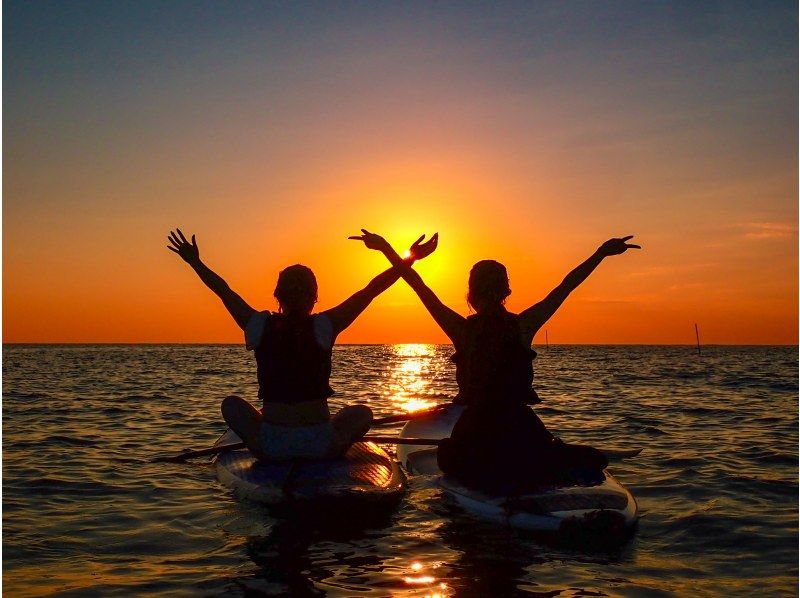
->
740, 222, 798, 240
626, 263, 717, 278
667, 282, 705, 292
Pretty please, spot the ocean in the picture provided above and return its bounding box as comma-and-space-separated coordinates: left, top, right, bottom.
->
3, 344, 797, 596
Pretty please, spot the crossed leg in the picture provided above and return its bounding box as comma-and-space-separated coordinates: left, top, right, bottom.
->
222, 397, 372, 461
328, 404, 373, 457
221, 395, 268, 461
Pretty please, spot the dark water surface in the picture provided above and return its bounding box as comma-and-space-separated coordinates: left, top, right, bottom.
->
3, 345, 797, 596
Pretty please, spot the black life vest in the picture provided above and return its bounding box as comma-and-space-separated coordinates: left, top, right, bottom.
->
254, 313, 334, 406
451, 309, 538, 407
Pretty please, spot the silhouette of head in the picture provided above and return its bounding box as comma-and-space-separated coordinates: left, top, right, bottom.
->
467, 260, 510, 313
274, 264, 318, 315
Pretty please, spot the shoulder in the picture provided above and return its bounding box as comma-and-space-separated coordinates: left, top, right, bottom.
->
512, 309, 538, 345
312, 313, 335, 350
244, 311, 272, 350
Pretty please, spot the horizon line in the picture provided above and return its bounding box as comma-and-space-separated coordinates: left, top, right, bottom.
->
2, 342, 797, 347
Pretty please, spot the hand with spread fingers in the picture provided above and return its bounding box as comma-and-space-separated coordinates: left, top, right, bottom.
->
348, 229, 391, 252
408, 232, 439, 261
598, 235, 641, 257
164, 228, 255, 331
167, 229, 200, 265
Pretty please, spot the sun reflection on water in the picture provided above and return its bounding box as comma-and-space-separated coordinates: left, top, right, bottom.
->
385, 344, 438, 413
394, 344, 435, 358
402, 561, 451, 597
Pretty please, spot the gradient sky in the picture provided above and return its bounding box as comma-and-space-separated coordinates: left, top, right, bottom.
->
4, 1, 797, 344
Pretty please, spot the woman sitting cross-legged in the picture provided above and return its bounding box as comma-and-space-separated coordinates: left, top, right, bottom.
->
167, 228, 437, 462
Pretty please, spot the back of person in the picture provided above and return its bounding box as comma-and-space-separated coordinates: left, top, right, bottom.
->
452, 309, 539, 409
440, 308, 557, 492
255, 312, 334, 409
248, 311, 337, 461
441, 308, 608, 493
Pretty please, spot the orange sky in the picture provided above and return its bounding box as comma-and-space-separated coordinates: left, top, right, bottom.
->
4, 3, 797, 344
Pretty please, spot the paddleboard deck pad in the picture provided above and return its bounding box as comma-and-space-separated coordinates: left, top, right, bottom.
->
399, 405, 638, 532
213, 430, 406, 505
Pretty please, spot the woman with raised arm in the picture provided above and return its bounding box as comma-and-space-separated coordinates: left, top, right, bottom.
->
167, 228, 437, 462
350, 229, 641, 492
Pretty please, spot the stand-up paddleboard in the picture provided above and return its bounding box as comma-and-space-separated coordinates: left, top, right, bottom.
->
398, 405, 638, 532
213, 430, 406, 505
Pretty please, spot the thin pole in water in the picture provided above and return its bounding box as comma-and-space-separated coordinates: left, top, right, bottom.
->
545, 329, 549, 350
695, 323, 701, 356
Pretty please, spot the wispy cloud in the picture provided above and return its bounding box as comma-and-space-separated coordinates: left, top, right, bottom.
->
578, 293, 661, 304
626, 263, 717, 278
740, 222, 797, 240
667, 282, 705, 292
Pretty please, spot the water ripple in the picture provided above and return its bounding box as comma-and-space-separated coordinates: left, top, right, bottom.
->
2, 344, 797, 596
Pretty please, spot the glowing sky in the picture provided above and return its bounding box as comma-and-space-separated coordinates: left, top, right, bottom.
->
4, 1, 797, 344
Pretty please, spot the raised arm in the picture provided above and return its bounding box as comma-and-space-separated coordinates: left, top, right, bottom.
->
349, 230, 466, 344
325, 233, 439, 335
167, 229, 256, 331
519, 235, 641, 341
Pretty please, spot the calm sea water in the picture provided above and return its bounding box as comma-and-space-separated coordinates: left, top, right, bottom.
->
3, 345, 797, 597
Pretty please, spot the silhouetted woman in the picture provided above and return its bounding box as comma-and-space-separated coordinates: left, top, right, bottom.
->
168, 228, 437, 462
350, 229, 640, 491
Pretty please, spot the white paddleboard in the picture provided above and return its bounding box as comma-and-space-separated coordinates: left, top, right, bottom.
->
398, 405, 638, 532
213, 429, 406, 505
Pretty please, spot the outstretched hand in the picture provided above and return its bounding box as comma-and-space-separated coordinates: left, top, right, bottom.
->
598, 235, 641, 257
348, 229, 391, 252
167, 229, 200, 264
408, 232, 438, 261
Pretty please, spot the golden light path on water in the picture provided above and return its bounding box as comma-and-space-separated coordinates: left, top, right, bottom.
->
387, 344, 453, 596
385, 344, 439, 414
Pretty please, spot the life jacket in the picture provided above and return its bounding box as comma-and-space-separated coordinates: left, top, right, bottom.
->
254, 313, 334, 406
451, 309, 538, 407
